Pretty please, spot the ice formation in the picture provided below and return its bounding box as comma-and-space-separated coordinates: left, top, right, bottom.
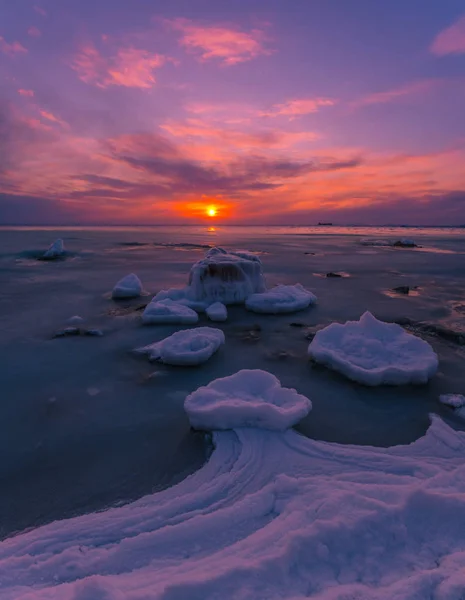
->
185, 369, 312, 430
141, 299, 199, 325
245, 284, 317, 314
152, 288, 209, 312
308, 311, 438, 385
135, 327, 225, 366
2, 414, 465, 599
42, 238, 65, 259
112, 273, 143, 299
67, 315, 84, 325
439, 394, 465, 408
206, 302, 227, 322
360, 238, 417, 248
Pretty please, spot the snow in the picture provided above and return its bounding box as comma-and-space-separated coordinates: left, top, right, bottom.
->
2, 414, 465, 599
206, 302, 227, 322
42, 238, 65, 259
185, 369, 312, 430
112, 273, 143, 299
308, 311, 438, 385
135, 327, 225, 366
153, 287, 209, 312
439, 394, 465, 408
67, 315, 84, 325
245, 284, 317, 314
188, 247, 266, 305
141, 299, 199, 325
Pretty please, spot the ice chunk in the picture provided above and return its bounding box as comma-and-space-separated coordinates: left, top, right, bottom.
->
141, 298, 199, 325
440, 394, 465, 408
185, 369, 311, 430
393, 238, 416, 247
188, 247, 266, 305
153, 287, 209, 312
206, 302, 227, 322
67, 315, 84, 325
245, 284, 316, 314
308, 311, 438, 385
360, 238, 392, 246
42, 238, 65, 259
135, 327, 225, 366
112, 273, 143, 299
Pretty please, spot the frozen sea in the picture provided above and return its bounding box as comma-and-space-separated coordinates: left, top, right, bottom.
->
1, 225, 465, 542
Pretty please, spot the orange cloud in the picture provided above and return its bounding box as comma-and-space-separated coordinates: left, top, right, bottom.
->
352, 79, 439, 108
431, 14, 465, 55
27, 26, 41, 37
71, 43, 166, 89
168, 18, 270, 65
18, 89, 34, 97
0, 36, 27, 56
261, 97, 336, 118
40, 110, 69, 129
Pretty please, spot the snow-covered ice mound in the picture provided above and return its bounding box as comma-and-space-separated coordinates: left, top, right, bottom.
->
188, 247, 266, 305
206, 302, 227, 322
152, 287, 209, 312
308, 311, 438, 385
245, 284, 316, 314
135, 327, 225, 366
185, 369, 311, 430
3, 416, 465, 599
112, 273, 143, 299
42, 238, 65, 259
141, 299, 199, 325
439, 394, 465, 408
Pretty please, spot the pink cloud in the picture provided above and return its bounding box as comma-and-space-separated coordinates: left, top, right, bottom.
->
352, 79, 439, 108
168, 18, 270, 65
71, 43, 166, 89
0, 36, 27, 56
18, 89, 35, 97
40, 110, 69, 129
28, 26, 41, 37
33, 5, 47, 17
261, 97, 336, 118
431, 14, 465, 55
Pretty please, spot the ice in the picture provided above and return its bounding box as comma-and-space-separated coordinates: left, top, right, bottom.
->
42, 238, 65, 259
111, 273, 143, 299
308, 311, 438, 385
206, 302, 227, 322
141, 299, 199, 325
439, 394, 465, 408
153, 287, 209, 312
67, 315, 84, 325
245, 284, 317, 314
185, 369, 312, 430
188, 247, 266, 305
3, 414, 465, 599
135, 327, 225, 366
360, 238, 392, 246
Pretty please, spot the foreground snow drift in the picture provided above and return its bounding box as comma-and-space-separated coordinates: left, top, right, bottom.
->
185, 369, 312, 430
112, 273, 143, 299
135, 327, 225, 366
42, 238, 65, 259
142, 299, 199, 325
308, 311, 438, 385
246, 284, 317, 314
2, 415, 465, 599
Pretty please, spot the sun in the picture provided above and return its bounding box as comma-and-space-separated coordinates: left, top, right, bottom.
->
206, 206, 217, 217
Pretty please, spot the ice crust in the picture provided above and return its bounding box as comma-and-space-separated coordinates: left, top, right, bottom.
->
112, 273, 143, 299
206, 302, 227, 322
141, 299, 199, 325
246, 284, 317, 314
308, 311, 438, 385
439, 394, 465, 408
135, 327, 225, 366
42, 238, 65, 259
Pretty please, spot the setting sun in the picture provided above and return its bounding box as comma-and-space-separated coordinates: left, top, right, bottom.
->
207, 206, 217, 217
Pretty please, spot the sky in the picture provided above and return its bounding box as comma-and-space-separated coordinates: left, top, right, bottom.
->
1, 0, 465, 225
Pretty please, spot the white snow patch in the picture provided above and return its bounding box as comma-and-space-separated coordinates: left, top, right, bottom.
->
43, 238, 65, 259
246, 284, 317, 314
440, 394, 465, 408
135, 327, 225, 366
141, 299, 199, 325
206, 302, 227, 322
185, 369, 311, 430
308, 311, 438, 385
112, 273, 143, 299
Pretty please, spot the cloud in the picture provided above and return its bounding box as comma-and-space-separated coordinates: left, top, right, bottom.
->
431, 14, 465, 56
40, 110, 69, 129
71, 43, 166, 89
0, 36, 27, 56
352, 79, 439, 108
261, 97, 336, 118
168, 18, 270, 65
27, 26, 41, 37
33, 5, 47, 17
18, 89, 34, 97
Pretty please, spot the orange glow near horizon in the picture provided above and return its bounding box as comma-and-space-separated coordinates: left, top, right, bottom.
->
207, 206, 217, 217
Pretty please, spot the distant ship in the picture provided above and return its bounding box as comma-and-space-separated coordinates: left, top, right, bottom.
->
317, 222, 333, 226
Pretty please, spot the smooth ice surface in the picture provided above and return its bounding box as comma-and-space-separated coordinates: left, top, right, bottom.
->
42, 238, 64, 259
206, 302, 227, 322
112, 273, 143, 299
185, 369, 312, 430
440, 394, 465, 408
135, 327, 225, 366
246, 284, 317, 314
309, 311, 438, 385
141, 299, 199, 325
188, 247, 266, 304
3, 417, 465, 599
